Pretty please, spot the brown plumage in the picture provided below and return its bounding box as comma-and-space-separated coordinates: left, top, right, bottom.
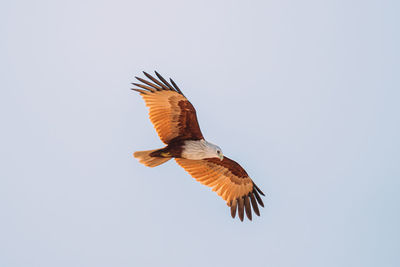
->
132, 71, 265, 221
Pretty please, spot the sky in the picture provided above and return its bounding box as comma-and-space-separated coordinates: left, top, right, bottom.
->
1, 0, 399, 266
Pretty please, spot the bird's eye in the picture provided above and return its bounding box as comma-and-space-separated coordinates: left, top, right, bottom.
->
217, 150, 220, 154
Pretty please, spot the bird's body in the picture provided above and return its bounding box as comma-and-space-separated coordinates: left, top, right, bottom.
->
132, 71, 265, 221
155, 139, 222, 160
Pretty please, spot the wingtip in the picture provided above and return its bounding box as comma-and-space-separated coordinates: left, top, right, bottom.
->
250, 193, 260, 217
154, 71, 174, 91
253, 190, 264, 208
230, 199, 237, 219
255, 184, 265, 196
131, 88, 148, 94
244, 195, 252, 221
170, 78, 184, 95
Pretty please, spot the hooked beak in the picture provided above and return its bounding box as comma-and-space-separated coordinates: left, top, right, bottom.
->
219, 154, 224, 161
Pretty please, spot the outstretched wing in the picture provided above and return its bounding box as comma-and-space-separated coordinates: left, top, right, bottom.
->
132, 71, 203, 144
175, 157, 265, 221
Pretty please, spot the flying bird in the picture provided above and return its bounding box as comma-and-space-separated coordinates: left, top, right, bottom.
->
132, 71, 265, 221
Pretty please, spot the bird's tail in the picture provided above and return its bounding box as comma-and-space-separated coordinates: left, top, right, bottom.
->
133, 149, 171, 167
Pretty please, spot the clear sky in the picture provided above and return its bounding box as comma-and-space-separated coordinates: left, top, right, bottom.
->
1, 1, 399, 266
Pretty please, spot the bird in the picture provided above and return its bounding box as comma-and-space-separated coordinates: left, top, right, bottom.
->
132, 71, 265, 221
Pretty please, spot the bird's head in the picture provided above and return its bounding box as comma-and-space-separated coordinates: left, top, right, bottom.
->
205, 141, 224, 161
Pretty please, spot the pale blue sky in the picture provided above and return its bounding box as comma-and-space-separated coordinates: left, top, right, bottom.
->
1, 1, 399, 266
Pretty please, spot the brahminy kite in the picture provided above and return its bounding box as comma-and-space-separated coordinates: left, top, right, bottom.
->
132, 71, 265, 221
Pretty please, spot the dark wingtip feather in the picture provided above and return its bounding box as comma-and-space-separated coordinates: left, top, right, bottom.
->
170, 78, 184, 95
238, 197, 244, 221
253, 190, 264, 208
244, 195, 252, 221
250, 193, 260, 216
131, 88, 148, 94
135, 76, 162, 91
154, 71, 174, 91
142, 71, 169, 90
230, 200, 237, 218
131, 82, 157, 92
254, 183, 265, 196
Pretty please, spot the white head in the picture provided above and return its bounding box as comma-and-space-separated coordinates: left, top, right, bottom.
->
182, 140, 224, 161
204, 140, 224, 161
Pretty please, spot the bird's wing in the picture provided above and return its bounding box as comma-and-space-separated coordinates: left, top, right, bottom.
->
175, 156, 265, 221
132, 71, 203, 144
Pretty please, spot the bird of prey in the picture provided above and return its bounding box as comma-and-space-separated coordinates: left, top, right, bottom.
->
132, 71, 265, 221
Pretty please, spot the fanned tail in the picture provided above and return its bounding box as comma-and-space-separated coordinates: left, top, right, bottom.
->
133, 149, 171, 167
